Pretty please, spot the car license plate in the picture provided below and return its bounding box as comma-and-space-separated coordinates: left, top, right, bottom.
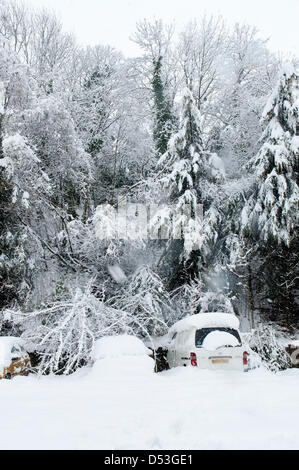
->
211, 359, 229, 364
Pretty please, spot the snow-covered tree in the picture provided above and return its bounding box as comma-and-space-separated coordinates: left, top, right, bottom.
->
171, 274, 234, 321
242, 66, 299, 246
131, 19, 176, 156
7, 283, 134, 375
20, 95, 93, 217
234, 66, 299, 328
71, 45, 122, 157
249, 323, 292, 372
110, 265, 173, 336
210, 23, 279, 177
178, 15, 226, 110
153, 88, 224, 285
0, 46, 53, 309
152, 54, 174, 155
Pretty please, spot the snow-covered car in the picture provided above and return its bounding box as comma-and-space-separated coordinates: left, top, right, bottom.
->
0, 337, 31, 380
90, 335, 155, 377
167, 313, 249, 372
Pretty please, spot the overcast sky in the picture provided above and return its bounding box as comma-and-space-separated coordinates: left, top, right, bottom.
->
25, 0, 298, 57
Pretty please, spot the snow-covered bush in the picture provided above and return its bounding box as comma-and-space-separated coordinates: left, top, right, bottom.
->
5, 284, 137, 375
4, 275, 173, 375
248, 324, 292, 372
109, 265, 173, 336
171, 276, 234, 321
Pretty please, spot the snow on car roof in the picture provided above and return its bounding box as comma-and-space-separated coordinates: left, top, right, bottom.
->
92, 335, 152, 360
169, 313, 240, 334
0, 337, 25, 366
0, 336, 24, 348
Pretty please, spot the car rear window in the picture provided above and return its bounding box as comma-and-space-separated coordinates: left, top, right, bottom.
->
195, 328, 241, 347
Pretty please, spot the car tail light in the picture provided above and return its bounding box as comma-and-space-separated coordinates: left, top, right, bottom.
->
190, 352, 197, 367
243, 351, 248, 365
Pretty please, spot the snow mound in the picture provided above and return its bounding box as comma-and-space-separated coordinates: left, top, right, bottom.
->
92, 335, 152, 360
170, 313, 240, 334
91, 355, 154, 379
202, 331, 240, 351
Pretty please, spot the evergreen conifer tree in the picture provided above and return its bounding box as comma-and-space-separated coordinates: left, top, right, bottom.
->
154, 88, 224, 286
242, 66, 299, 246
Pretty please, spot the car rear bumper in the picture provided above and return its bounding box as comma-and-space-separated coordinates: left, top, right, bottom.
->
195, 357, 245, 371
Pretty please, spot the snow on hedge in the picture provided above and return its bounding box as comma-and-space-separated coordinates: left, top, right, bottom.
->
92, 335, 152, 360
169, 313, 240, 334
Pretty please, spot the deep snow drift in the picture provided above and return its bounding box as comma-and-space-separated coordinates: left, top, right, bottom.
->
0, 363, 298, 450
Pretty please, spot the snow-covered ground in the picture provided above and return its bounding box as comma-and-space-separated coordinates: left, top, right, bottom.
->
0, 363, 298, 450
